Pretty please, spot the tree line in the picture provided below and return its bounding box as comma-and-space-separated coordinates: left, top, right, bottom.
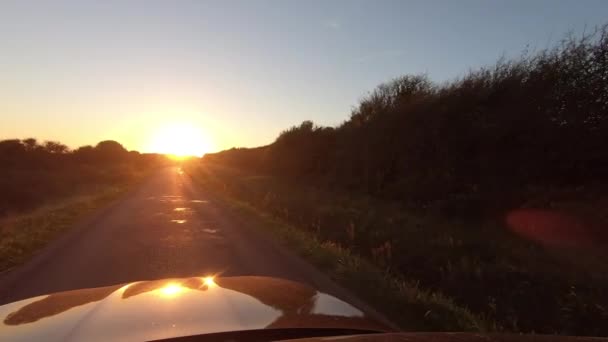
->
205, 27, 608, 216
0, 139, 167, 215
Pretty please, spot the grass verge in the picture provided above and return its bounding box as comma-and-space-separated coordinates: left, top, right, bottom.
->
0, 184, 131, 273
185, 163, 493, 332
185, 161, 608, 336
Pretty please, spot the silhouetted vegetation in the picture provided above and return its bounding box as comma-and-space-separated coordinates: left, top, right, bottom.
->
0, 138, 167, 216
197, 28, 608, 335
207, 28, 608, 215
0, 138, 170, 273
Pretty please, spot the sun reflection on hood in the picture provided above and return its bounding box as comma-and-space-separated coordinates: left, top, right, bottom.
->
158, 283, 185, 298
0, 276, 387, 342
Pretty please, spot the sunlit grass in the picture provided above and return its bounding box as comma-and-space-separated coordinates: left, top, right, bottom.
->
184, 162, 491, 332
0, 186, 130, 272
185, 161, 608, 336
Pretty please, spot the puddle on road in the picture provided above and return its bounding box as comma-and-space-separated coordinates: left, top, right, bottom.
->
158, 195, 184, 203
147, 196, 207, 205
171, 219, 187, 224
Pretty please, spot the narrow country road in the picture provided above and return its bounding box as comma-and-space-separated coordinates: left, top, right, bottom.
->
0, 167, 366, 311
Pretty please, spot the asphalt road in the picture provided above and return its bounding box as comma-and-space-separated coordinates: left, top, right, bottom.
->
0, 166, 370, 311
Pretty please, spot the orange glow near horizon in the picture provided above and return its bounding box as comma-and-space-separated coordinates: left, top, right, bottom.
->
145, 123, 213, 157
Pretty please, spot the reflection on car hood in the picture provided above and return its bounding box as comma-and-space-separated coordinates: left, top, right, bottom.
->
0, 276, 389, 341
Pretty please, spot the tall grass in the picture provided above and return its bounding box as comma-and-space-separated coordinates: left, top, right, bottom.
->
186, 162, 493, 332
189, 158, 608, 336
198, 27, 608, 335
0, 138, 168, 271
0, 186, 129, 272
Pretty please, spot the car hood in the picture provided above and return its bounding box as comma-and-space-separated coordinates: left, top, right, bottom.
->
0, 276, 389, 341
289, 332, 607, 341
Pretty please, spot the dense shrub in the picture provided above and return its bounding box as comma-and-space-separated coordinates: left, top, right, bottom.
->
0, 138, 167, 215
206, 27, 608, 214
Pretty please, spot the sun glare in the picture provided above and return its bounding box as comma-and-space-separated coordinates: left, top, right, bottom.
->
203, 276, 216, 287
147, 123, 211, 157
159, 283, 186, 297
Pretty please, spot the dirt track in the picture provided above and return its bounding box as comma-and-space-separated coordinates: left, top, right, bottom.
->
0, 166, 370, 313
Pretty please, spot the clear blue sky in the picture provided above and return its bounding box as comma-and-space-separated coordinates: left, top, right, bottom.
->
1, 0, 607, 153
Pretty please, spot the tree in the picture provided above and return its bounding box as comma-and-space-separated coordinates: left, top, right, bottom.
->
43, 141, 69, 154
94, 140, 128, 162
22, 138, 39, 151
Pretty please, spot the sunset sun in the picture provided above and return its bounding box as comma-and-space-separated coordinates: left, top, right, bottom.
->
147, 123, 211, 157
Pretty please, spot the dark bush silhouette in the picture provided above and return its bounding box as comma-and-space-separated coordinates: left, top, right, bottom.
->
206, 27, 608, 216
0, 138, 167, 216
93, 140, 129, 162
200, 27, 608, 335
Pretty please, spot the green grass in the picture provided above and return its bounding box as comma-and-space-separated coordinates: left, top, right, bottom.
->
230, 201, 491, 332
185, 161, 493, 332
0, 185, 131, 273
184, 161, 608, 336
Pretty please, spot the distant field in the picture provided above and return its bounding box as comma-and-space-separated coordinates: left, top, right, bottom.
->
186, 161, 608, 336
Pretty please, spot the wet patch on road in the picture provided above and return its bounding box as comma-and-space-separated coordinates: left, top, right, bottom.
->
158, 195, 185, 203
